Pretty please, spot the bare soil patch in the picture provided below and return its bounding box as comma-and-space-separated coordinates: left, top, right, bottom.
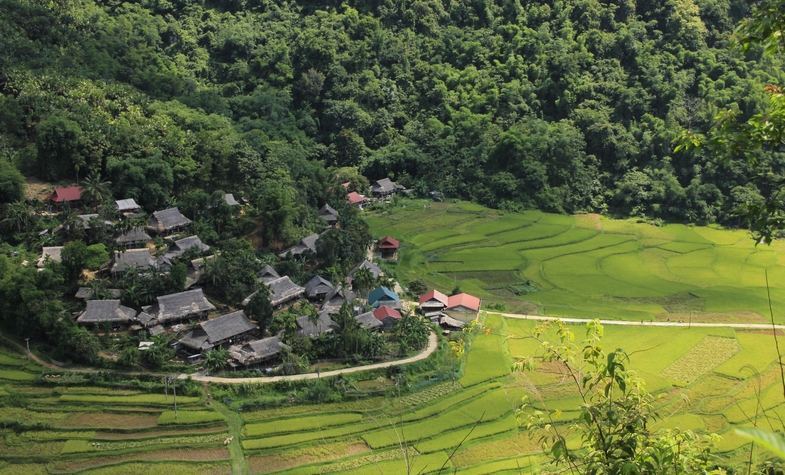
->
60, 412, 160, 429
25, 177, 53, 201
576, 212, 603, 231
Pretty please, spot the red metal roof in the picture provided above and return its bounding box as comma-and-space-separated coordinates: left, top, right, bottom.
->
347, 191, 366, 204
419, 289, 448, 305
51, 186, 82, 202
378, 236, 400, 249
447, 293, 481, 311
373, 305, 401, 321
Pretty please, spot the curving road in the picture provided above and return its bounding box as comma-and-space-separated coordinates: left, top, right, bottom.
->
181, 331, 439, 384
490, 311, 785, 330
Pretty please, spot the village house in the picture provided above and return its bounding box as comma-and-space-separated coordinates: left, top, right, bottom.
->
321, 287, 355, 314
75, 287, 121, 300
348, 260, 383, 289
304, 275, 335, 301
115, 227, 151, 247
418, 290, 449, 316
438, 315, 467, 331
258, 265, 280, 284
76, 300, 138, 329
178, 310, 257, 354
367, 286, 400, 309
51, 185, 82, 204
111, 248, 168, 274
147, 207, 192, 234
354, 310, 383, 331
347, 191, 368, 207
446, 292, 481, 314
164, 235, 210, 260
115, 198, 141, 215
318, 204, 339, 226
296, 311, 336, 338
76, 214, 113, 230
223, 193, 240, 207
370, 178, 400, 198
147, 288, 216, 325
243, 276, 305, 308
37, 246, 63, 268
373, 305, 401, 327
229, 336, 288, 367
279, 233, 320, 258
377, 236, 400, 260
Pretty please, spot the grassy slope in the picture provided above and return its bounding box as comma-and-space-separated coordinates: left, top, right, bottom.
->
365, 200, 785, 322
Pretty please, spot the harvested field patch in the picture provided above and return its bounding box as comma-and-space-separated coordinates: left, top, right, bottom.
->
662, 336, 739, 385
94, 425, 226, 441
244, 412, 362, 437
51, 448, 229, 472
59, 394, 200, 405
157, 410, 222, 425
79, 462, 230, 474
61, 432, 228, 454
246, 441, 369, 473
60, 412, 160, 429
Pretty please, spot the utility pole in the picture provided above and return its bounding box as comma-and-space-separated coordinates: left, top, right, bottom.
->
24, 338, 30, 355
171, 375, 177, 419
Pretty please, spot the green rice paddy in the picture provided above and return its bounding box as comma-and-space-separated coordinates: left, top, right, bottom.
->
3, 201, 785, 473
366, 200, 785, 322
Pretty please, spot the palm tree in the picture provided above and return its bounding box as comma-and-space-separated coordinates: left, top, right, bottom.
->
81, 174, 112, 207
1, 201, 33, 233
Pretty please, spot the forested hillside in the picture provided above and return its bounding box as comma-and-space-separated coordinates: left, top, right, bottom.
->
0, 0, 782, 224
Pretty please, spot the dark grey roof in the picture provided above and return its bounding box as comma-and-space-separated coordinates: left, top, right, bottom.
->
111, 248, 157, 273
319, 204, 339, 223
77, 214, 112, 229
267, 276, 305, 306
229, 336, 287, 366
372, 178, 397, 194
75, 287, 122, 300
165, 235, 210, 259
174, 235, 210, 253
201, 310, 256, 344
136, 311, 156, 327
224, 193, 240, 206
355, 311, 383, 330
77, 300, 137, 324
37, 246, 63, 267
351, 260, 383, 279
296, 312, 335, 338
148, 207, 191, 232
148, 324, 165, 336
116, 198, 141, 212
259, 265, 280, 283
280, 233, 320, 258
321, 287, 355, 313
305, 275, 335, 299
155, 288, 216, 323
178, 330, 209, 351
439, 315, 466, 329
115, 227, 151, 245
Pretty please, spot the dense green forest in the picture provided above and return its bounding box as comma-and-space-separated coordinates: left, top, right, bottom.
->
0, 0, 783, 225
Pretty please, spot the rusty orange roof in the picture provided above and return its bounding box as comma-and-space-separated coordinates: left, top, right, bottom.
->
419, 289, 448, 305
447, 293, 481, 311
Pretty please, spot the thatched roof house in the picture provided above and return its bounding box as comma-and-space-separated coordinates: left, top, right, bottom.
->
77, 300, 137, 325
178, 310, 257, 352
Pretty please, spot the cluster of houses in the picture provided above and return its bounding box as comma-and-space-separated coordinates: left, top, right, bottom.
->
346, 177, 405, 208
41, 182, 474, 371
418, 289, 481, 331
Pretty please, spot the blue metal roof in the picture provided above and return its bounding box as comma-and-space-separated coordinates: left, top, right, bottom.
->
367, 286, 399, 306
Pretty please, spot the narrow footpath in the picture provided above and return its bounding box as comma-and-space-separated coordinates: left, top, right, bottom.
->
209, 392, 249, 475
491, 311, 785, 330
183, 331, 438, 384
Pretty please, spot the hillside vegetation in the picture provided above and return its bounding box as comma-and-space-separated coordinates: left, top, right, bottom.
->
0, 0, 782, 224
367, 200, 785, 321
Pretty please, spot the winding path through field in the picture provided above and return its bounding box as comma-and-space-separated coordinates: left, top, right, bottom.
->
490, 311, 785, 329
180, 331, 439, 384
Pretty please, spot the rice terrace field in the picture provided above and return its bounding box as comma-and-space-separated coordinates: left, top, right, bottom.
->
366, 199, 785, 322
2, 316, 785, 472
5, 200, 785, 473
